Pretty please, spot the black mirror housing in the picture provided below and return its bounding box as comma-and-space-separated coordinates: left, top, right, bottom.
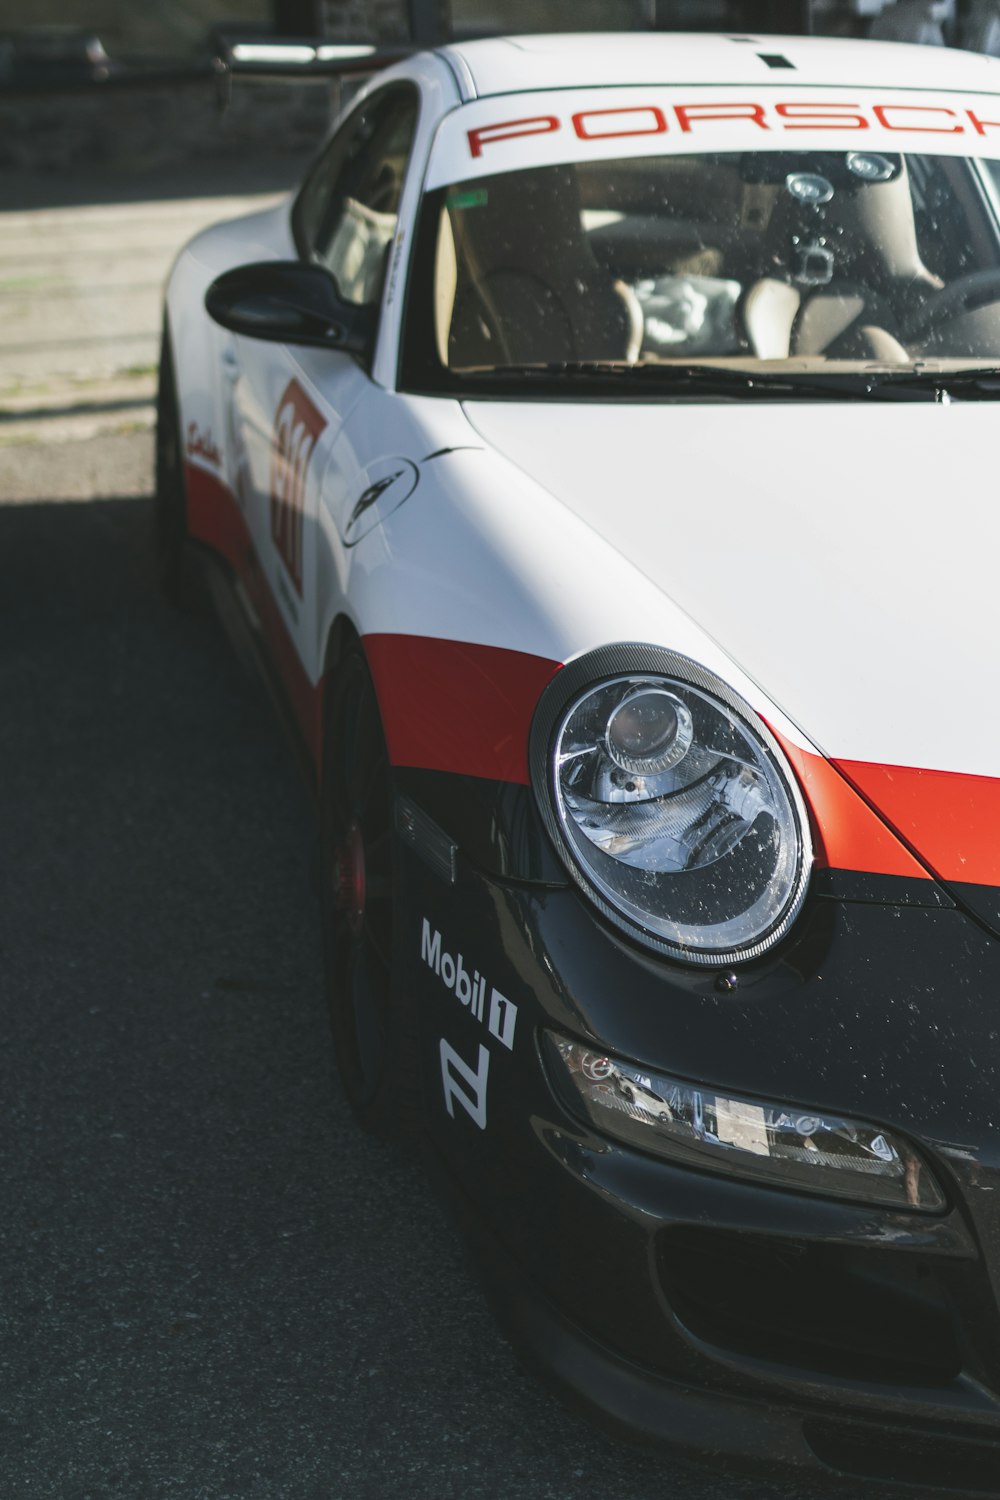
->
204, 261, 374, 358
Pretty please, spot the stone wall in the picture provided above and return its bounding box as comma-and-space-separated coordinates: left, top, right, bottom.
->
0, 0, 271, 58
0, 0, 430, 176
321, 0, 415, 40
0, 76, 332, 175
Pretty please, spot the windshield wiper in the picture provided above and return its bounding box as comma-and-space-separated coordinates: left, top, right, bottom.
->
860, 367, 1000, 400
457, 362, 940, 400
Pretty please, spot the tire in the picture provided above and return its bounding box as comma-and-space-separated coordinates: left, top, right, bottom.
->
320, 642, 417, 1141
154, 325, 190, 606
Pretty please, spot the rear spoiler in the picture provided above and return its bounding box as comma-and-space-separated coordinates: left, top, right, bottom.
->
212, 31, 418, 108
213, 32, 416, 81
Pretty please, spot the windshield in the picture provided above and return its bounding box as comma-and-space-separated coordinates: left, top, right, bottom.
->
402, 141, 1000, 395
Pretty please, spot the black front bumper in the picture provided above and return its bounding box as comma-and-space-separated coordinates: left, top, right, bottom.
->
467, 1197, 1000, 1494
396, 788, 1000, 1492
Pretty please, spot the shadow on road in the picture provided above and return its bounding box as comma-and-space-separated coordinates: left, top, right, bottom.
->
0, 491, 879, 1500
0, 492, 510, 1498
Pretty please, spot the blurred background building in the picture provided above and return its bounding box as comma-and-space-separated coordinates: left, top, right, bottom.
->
0, 0, 994, 174
0, 0, 987, 64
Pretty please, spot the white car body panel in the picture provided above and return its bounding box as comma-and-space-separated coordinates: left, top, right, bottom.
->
164, 32, 1000, 802
427, 84, 1000, 189
462, 399, 1000, 778
337, 404, 809, 749
170, 202, 295, 506
441, 31, 1000, 97
313, 389, 482, 680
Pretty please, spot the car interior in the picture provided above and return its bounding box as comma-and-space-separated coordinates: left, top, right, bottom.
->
434, 149, 1000, 369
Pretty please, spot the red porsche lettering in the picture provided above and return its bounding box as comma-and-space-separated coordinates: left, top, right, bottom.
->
571, 105, 668, 141
872, 104, 964, 133
468, 115, 560, 158
966, 107, 1000, 135
674, 101, 769, 132
775, 101, 869, 130
269, 379, 327, 598
461, 96, 991, 160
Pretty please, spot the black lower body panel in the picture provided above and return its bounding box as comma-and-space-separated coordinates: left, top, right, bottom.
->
394, 795, 1000, 1490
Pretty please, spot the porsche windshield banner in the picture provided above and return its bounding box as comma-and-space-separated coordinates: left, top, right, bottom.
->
426, 87, 1000, 186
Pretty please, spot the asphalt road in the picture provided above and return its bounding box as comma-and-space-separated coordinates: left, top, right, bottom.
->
0, 430, 919, 1500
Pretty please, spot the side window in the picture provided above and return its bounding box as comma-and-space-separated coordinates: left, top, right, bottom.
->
294, 85, 419, 309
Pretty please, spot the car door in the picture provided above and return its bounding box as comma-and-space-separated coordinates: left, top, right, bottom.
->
228, 82, 420, 722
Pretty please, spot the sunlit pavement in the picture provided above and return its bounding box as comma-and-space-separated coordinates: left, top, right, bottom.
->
0, 163, 295, 448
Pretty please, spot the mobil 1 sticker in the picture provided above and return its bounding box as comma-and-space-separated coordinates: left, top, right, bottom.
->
421, 918, 520, 1134
421, 918, 517, 1050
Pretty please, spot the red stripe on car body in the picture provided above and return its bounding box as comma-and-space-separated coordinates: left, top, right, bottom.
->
834, 758, 1000, 890
184, 465, 989, 892
185, 461, 249, 574
772, 732, 932, 881
185, 463, 322, 765
363, 633, 562, 786
362, 636, 939, 886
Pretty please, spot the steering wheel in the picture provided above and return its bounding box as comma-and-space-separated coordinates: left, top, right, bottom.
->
903, 268, 1000, 342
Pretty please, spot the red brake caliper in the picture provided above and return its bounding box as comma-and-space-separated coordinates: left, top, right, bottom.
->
333, 822, 366, 936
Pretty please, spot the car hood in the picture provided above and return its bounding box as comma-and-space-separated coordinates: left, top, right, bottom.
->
462, 397, 1000, 918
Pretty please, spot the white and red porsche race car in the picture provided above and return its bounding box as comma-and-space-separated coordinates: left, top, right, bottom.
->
160, 29, 1000, 1489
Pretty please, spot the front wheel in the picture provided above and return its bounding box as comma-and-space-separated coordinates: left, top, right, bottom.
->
320, 643, 417, 1140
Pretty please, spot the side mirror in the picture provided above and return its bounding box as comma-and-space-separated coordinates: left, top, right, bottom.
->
204, 260, 374, 358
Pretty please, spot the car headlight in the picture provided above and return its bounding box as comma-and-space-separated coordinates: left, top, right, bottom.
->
544, 1033, 945, 1213
530, 646, 813, 966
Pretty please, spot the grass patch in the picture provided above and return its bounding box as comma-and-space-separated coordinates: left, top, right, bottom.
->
0, 275, 63, 293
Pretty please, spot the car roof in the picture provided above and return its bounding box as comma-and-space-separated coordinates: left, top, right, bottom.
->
441, 31, 1000, 99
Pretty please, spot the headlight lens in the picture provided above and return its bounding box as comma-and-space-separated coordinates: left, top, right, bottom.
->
606, 688, 693, 774
545, 1033, 946, 1213
531, 648, 812, 965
